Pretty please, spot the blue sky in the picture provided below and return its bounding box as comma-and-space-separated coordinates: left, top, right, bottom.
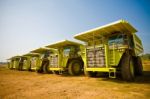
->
0, 0, 150, 62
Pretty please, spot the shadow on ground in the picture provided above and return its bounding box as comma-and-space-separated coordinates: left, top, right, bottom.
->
99, 71, 150, 84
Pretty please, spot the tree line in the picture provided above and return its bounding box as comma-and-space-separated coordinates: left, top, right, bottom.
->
141, 53, 150, 60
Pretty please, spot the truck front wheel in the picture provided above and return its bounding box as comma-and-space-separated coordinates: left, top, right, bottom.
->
43, 62, 51, 73
68, 60, 82, 76
121, 53, 135, 81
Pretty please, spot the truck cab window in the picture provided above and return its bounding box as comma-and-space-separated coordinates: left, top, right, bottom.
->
108, 34, 127, 46
63, 48, 71, 57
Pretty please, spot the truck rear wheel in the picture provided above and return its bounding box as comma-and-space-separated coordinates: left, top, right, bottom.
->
18, 66, 22, 71
68, 60, 82, 76
121, 53, 135, 81
134, 56, 143, 76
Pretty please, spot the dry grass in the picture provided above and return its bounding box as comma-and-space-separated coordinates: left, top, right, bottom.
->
143, 60, 150, 71
0, 62, 150, 99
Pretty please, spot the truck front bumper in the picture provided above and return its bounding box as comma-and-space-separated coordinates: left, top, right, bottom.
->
49, 67, 63, 71
85, 67, 116, 72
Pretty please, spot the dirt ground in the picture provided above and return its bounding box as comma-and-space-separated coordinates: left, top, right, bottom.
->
0, 63, 150, 99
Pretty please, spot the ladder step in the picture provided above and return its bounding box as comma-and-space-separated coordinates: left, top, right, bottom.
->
109, 68, 116, 78
59, 70, 63, 74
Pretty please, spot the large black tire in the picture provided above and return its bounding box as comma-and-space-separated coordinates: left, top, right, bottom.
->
68, 60, 82, 76
84, 70, 97, 77
43, 62, 51, 73
121, 53, 135, 81
18, 62, 23, 71
134, 56, 143, 76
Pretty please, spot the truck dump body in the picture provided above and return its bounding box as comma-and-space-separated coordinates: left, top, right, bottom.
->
30, 47, 56, 59
74, 20, 137, 41
30, 48, 52, 53
46, 40, 82, 48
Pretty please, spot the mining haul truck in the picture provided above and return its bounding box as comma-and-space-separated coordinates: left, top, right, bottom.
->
8, 56, 21, 70
9, 56, 27, 71
30, 47, 57, 73
46, 40, 84, 75
18, 53, 40, 71
74, 19, 143, 81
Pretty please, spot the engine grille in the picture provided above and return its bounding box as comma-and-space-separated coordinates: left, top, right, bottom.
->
31, 59, 36, 68
50, 55, 58, 67
87, 47, 105, 67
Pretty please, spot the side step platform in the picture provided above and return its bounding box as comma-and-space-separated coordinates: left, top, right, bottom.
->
109, 68, 116, 78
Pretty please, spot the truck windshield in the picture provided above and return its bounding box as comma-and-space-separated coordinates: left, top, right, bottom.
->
63, 48, 71, 56
40, 51, 50, 59
108, 34, 126, 45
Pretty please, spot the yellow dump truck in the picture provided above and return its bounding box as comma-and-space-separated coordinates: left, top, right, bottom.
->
8, 56, 21, 70
30, 47, 57, 73
46, 40, 84, 75
19, 53, 40, 71
74, 20, 143, 81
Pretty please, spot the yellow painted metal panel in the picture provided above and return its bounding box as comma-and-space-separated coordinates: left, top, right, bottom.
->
11, 56, 22, 59
86, 68, 115, 72
30, 47, 55, 53
46, 40, 82, 48
49, 67, 63, 71
31, 67, 36, 70
23, 53, 40, 57
74, 19, 137, 42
